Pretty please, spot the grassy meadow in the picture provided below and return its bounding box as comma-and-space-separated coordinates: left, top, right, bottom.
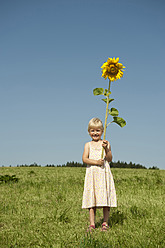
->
0, 166, 164, 248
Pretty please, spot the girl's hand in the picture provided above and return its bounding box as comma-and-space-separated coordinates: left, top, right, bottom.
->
97, 159, 104, 167
102, 140, 108, 150
102, 140, 112, 162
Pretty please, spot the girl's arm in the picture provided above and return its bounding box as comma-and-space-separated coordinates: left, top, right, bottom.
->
102, 140, 112, 162
82, 142, 104, 167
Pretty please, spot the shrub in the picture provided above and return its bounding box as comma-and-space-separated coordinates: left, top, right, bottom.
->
0, 175, 19, 183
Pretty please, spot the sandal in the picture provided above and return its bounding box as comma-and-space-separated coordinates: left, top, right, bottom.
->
101, 223, 109, 231
87, 225, 95, 232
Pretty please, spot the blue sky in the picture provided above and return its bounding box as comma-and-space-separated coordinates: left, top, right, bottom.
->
0, 0, 165, 169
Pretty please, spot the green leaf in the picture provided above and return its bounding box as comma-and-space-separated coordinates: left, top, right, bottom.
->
112, 117, 126, 127
108, 108, 119, 117
104, 89, 111, 96
93, 88, 104, 96
102, 98, 114, 104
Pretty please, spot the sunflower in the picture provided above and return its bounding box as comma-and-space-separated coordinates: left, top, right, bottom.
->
101, 57, 125, 81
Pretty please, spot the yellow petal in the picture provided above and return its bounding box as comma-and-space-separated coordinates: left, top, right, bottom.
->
111, 57, 115, 63
115, 57, 119, 63
117, 63, 123, 69
108, 58, 113, 63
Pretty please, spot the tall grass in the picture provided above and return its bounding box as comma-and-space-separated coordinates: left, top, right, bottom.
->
0, 167, 164, 247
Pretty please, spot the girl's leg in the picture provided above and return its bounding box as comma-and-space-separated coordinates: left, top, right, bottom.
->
89, 207, 96, 226
103, 207, 110, 225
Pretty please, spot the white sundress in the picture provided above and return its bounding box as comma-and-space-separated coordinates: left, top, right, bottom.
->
82, 142, 117, 209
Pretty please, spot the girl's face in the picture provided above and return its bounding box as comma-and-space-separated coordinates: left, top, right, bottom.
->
89, 127, 103, 142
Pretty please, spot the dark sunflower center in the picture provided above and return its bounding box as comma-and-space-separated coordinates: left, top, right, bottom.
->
109, 64, 118, 75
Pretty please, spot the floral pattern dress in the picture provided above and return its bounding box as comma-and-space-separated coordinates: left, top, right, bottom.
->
82, 142, 117, 209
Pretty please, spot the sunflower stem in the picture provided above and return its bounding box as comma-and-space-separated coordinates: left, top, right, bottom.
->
101, 80, 111, 159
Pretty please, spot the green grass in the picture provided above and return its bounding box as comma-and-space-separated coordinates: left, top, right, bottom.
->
0, 167, 164, 248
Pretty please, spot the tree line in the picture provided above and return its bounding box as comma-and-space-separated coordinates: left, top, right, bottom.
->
1, 161, 159, 169
55, 161, 158, 169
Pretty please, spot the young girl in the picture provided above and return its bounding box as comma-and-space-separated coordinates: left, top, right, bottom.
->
82, 117, 117, 232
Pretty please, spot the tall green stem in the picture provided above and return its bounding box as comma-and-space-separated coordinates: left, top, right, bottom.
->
101, 80, 111, 159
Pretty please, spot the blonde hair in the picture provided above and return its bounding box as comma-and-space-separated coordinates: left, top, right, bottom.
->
88, 118, 104, 132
